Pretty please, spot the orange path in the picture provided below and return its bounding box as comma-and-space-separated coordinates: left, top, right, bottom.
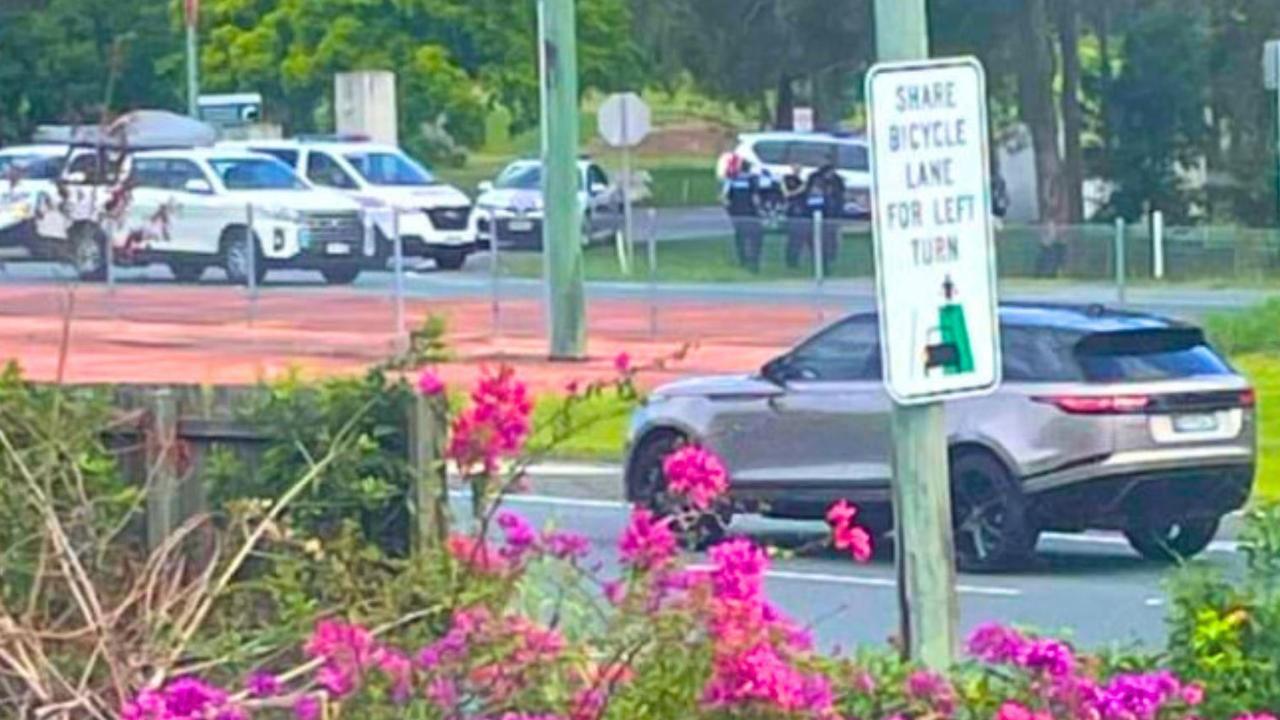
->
0, 283, 830, 391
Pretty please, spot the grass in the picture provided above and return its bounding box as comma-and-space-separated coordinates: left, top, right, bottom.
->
1235, 355, 1280, 501
532, 390, 635, 462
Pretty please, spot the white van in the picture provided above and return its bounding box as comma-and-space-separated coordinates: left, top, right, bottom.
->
221, 137, 476, 269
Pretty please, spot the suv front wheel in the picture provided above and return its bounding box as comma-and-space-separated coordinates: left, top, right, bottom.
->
222, 227, 267, 286
1124, 518, 1219, 562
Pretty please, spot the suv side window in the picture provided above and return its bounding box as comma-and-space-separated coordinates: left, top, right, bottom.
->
1001, 326, 1083, 382
789, 141, 838, 168
129, 158, 169, 189
837, 143, 870, 172
587, 165, 609, 192
306, 152, 357, 189
789, 316, 882, 382
254, 148, 299, 168
167, 160, 209, 191
67, 151, 121, 184
753, 141, 788, 164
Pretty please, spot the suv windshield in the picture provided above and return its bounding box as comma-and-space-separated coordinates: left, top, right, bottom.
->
495, 163, 542, 190
344, 151, 435, 186
209, 157, 306, 191
0, 154, 64, 181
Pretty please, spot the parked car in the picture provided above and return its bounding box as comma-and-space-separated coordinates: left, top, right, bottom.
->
220, 137, 476, 270
71, 148, 375, 284
624, 303, 1256, 571
471, 158, 622, 250
717, 131, 872, 220
0, 144, 66, 248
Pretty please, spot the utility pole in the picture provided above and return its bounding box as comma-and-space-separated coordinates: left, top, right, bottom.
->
872, 0, 960, 670
185, 0, 200, 118
539, 0, 587, 359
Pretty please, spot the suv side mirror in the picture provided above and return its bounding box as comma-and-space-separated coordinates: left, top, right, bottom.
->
761, 355, 791, 384
184, 178, 213, 195
477, 180, 494, 194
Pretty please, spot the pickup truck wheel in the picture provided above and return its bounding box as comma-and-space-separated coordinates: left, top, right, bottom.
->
951, 451, 1038, 572
434, 248, 468, 271
320, 266, 360, 285
630, 431, 730, 550
1125, 518, 1219, 562
223, 228, 267, 286
71, 224, 107, 281
168, 262, 206, 283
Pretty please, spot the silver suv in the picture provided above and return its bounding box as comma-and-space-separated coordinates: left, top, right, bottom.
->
624, 303, 1256, 570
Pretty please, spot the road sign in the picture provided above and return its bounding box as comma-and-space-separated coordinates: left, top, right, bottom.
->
598, 93, 651, 148
793, 107, 815, 133
867, 56, 1001, 405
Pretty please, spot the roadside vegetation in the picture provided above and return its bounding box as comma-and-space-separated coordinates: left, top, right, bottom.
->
1, 355, 1278, 719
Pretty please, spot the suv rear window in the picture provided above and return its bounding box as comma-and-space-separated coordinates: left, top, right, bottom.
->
753, 141, 788, 165
1075, 329, 1232, 382
837, 143, 869, 171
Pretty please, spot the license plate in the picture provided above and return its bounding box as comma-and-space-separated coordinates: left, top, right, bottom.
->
326, 242, 351, 256
1173, 413, 1219, 433
508, 220, 533, 232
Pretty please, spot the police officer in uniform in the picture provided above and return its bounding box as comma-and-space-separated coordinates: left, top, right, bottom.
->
724, 159, 763, 272
782, 164, 809, 269
815, 163, 845, 266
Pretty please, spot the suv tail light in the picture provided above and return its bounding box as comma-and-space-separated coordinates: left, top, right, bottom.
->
1033, 394, 1152, 415
1240, 388, 1257, 408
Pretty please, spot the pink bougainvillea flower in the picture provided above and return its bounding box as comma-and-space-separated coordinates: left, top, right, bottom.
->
1181, 683, 1205, 706
618, 507, 678, 571
825, 500, 874, 563
293, 695, 322, 720
1235, 715, 1279, 720
544, 528, 592, 560
662, 445, 729, 511
613, 351, 632, 374
448, 365, 533, 475
122, 678, 243, 720
497, 510, 539, 562
245, 671, 281, 698
417, 369, 445, 396
447, 532, 510, 575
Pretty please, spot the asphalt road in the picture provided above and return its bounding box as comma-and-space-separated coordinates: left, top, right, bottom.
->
1, 204, 1273, 320
453, 481, 1243, 653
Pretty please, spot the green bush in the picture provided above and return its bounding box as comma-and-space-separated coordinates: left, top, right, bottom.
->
1165, 502, 1280, 717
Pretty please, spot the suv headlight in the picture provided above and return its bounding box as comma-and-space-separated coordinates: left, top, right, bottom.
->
259, 206, 303, 223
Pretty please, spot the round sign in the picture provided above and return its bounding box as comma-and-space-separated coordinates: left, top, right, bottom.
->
598, 93, 651, 148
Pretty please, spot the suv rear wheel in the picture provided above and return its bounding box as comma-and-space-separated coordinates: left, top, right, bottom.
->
320, 266, 360, 285
434, 248, 468, 271
1124, 518, 1219, 562
950, 451, 1039, 572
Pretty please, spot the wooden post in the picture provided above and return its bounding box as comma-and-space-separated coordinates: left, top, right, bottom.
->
873, 0, 960, 670
889, 403, 959, 666
146, 388, 179, 552
409, 392, 450, 552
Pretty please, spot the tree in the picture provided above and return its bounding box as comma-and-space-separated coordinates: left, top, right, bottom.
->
0, 0, 180, 143
1106, 0, 1211, 223
1057, 0, 1085, 223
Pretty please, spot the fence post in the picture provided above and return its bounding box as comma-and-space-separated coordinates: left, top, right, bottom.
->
392, 208, 405, 347
812, 209, 826, 321
409, 391, 450, 553
245, 203, 257, 297
647, 206, 658, 339
146, 388, 179, 552
1114, 217, 1127, 305
489, 207, 501, 339
1152, 210, 1165, 280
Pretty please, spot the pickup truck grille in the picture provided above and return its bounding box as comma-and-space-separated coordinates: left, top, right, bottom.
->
425, 206, 471, 231
303, 212, 363, 245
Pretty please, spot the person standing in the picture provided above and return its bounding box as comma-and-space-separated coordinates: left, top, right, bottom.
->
816, 163, 846, 267
724, 159, 763, 272
783, 164, 809, 269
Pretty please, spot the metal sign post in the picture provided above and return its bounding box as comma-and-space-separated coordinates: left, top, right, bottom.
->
599, 92, 652, 275
1267, 40, 1280, 224
185, 0, 200, 117
392, 208, 405, 345
869, 0, 1001, 669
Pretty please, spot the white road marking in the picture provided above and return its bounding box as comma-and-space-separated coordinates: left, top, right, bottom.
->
1145, 597, 1166, 607
1042, 532, 1239, 555
764, 569, 1022, 597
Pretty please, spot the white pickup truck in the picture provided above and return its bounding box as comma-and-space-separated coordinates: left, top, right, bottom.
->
0, 144, 67, 251
220, 138, 477, 270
